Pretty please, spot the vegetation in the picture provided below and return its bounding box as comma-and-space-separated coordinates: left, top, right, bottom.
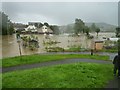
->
90, 23, 100, 36
118, 39, 120, 51
100, 49, 118, 53
74, 18, 85, 35
50, 25, 60, 35
103, 39, 118, 52
45, 47, 64, 52
1, 12, 14, 35
116, 27, 120, 37
65, 45, 81, 52
90, 23, 96, 32
2, 54, 109, 68
74, 18, 94, 39
21, 35, 39, 50
95, 28, 100, 37
3, 63, 113, 88
84, 26, 90, 36
43, 38, 62, 52
43, 40, 60, 46
44, 22, 49, 27
34, 22, 43, 28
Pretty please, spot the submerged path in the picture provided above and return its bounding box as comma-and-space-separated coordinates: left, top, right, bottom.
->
2, 58, 111, 73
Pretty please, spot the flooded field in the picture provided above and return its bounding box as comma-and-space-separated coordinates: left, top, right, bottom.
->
1, 32, 115, 58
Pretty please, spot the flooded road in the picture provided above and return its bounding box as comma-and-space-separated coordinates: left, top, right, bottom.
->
1, 32, 115, 58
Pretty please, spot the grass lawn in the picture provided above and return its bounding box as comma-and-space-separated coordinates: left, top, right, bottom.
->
2, 62, 113, 88
2, 54, 109, 68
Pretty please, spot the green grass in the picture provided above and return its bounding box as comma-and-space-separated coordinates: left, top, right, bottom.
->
2, 62, 113, 88
100, 49, 118, 53
65, 47, 81, 52
2, 54, 110, 68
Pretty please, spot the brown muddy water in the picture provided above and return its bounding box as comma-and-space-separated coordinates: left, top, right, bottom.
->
0, 32, 115, 58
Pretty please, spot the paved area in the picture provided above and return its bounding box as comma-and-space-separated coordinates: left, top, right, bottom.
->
105, 76, 120, 88
2, 58, 112, 73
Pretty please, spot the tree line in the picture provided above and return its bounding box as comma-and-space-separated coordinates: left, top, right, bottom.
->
0, 12, 14, 35
74, 18, 100, 36
1, 12, 120, 37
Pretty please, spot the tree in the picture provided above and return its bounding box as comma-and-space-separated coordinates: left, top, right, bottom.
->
8, 22, 14, 35
74, 18, 85, 35
44, 22, 49, 27
50, 25, 59, 35
0, 12, 2, 35
116, 27, 120, 37
95, 28, 100, 37
90, 23, 96, 32
84, 26, 90, 36
90, 23, 100, 37
1, 12, 14, 35
66, 25, 74, 33
118, 39, 120, 51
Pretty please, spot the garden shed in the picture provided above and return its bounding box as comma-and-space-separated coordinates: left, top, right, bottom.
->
94, 40, 104, 50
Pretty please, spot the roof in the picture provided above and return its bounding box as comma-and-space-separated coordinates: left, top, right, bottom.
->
26, 25, 36, 30
94, 41, 104, 43
37, 26, 53, 33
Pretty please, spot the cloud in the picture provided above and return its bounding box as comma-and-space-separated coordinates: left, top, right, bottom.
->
2, 2, 118, 26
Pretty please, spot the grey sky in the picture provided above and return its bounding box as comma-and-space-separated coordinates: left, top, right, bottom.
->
2, 2, 118, 26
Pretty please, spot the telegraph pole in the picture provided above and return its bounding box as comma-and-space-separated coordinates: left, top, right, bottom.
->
16, 32, 22, 56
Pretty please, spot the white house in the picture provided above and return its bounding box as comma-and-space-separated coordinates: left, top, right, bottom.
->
37, 25, 53, 34
25, 25, 37, 32
42, 25, 48, 33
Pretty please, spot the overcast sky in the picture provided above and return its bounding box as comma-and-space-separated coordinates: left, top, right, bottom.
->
2, 2, 118, 26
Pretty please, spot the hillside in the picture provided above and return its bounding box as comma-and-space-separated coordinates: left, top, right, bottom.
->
59, 22, 117, 33
85, 22, 117, 32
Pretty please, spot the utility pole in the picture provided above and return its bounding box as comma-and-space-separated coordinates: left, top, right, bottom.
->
17, 40, 22, 56
16, 33, 22, 56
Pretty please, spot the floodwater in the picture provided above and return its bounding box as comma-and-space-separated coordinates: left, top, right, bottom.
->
1, 32, 115, 58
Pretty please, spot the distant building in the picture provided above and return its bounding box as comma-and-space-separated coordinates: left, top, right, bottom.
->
28, 22, 43, 28
25, 25, 37, 32
37, 25, 53, 34
13, 23, 27, 32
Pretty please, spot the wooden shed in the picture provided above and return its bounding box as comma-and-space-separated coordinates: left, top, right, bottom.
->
94, 41, 104, 50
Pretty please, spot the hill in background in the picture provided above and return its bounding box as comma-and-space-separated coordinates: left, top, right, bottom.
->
59, 22, 117, 33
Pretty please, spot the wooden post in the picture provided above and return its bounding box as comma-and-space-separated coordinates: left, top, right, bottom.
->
17, 40, 22, 56
18, 41, 22, 56
91, 49, 93, 55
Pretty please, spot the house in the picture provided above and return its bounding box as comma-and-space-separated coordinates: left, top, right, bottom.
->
37, 25, 53, 34
94, 40, 104, 50
13, 23, 27, 33
25, 25, 37, 33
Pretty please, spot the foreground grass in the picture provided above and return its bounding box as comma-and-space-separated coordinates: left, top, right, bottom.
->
2, 62, 113, 88
2, 54, 109, 68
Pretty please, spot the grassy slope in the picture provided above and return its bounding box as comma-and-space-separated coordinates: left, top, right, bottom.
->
2, 54, 109, 67
2, 62, 113, 88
